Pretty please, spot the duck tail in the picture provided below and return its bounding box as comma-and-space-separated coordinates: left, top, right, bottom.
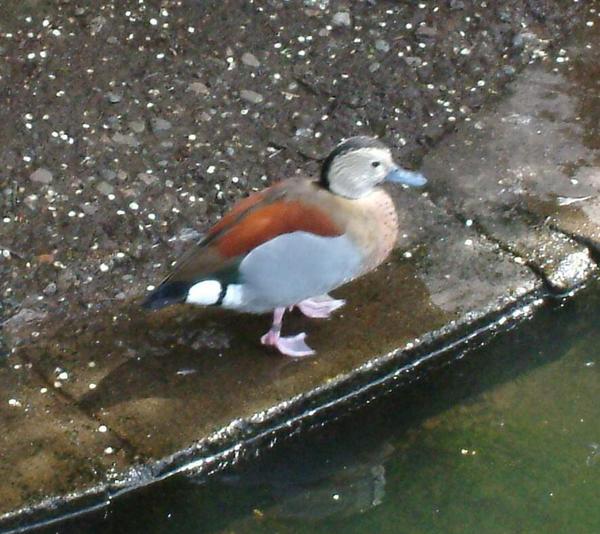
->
142, 281, 190, 310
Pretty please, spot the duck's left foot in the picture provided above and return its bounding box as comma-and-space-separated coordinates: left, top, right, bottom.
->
297, 294, 346, 319
261, 307, 315, 357
261, 330, 315, 357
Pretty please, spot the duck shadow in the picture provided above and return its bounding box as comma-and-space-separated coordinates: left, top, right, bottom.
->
74, 303, 321, 412
23, 257, 444, 418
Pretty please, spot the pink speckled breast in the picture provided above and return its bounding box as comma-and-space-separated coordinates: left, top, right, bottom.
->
372, 191, 399, 266
359, 189, 399, 273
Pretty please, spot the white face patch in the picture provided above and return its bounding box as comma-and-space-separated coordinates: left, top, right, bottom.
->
186, 280, 222, 305
328, 147, 395, 198
221, 284, 244, 309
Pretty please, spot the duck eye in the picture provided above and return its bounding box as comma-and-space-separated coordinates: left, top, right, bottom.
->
371, 161, 381, 168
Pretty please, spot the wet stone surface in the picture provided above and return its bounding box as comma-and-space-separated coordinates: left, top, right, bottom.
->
423, 26, 600, 290
0, 354, 130, 519
0, 0, 598, 530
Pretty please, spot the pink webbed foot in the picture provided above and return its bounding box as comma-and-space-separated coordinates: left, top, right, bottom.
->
297, 294, 346, 319
261, 330, 315, 357
260, 307, 315, 357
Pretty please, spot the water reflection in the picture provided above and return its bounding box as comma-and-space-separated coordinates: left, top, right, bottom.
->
214, 440, 394, 522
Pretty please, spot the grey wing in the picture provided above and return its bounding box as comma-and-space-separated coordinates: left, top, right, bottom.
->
234, 231, 363, 312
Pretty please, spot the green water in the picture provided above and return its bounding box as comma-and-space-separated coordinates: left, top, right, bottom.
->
43, 281, 600, 534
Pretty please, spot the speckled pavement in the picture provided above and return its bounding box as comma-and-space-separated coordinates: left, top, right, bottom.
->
0, 1, 598, 531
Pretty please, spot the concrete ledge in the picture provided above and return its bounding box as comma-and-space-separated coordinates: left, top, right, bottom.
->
1, 291, 543, 532
2, 178, 548, 529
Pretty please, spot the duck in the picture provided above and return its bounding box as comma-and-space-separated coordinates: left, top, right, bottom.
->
143, 136, 427, 357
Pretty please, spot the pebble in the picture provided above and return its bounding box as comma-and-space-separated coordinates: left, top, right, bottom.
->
96, 181, 114, 196
295, 127, 313, 138
138, 172, 158, 185
99, 168, 117, 181
513, 31, 541, 49
129, 120, 146, 133
106, 92, 123, 104
416, 26, 438, 38
24, 195, 38, 210
81, 203, 98, 215
89, 15, 106, 34
105, 116, 120, 130
241, 52, 260, 67
30, 168, 53, 184
187, 81, 210, 95
304, 0, 330, 8
375, 39, 390, 53
178, 228, 202, 242
332, 11, 351, 27
404, 56, 422, 67
240, 89, 264, 104
43, 282, 57, 296
151, 118, 172, 133
112, 133, 140, 147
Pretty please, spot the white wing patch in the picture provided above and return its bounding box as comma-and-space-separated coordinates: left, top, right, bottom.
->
221, 284, 244, 309
186, 280, 222, 305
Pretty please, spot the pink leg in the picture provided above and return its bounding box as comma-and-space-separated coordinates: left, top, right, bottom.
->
260, 307, 315, 357
297, 294, 346, 319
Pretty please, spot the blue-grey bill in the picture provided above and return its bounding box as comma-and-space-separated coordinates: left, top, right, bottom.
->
385, 167, 427, 187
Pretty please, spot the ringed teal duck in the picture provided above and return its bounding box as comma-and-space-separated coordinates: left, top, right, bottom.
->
143, 137, 427, 356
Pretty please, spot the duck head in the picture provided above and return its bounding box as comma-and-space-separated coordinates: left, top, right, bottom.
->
320, 136, 427, 199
